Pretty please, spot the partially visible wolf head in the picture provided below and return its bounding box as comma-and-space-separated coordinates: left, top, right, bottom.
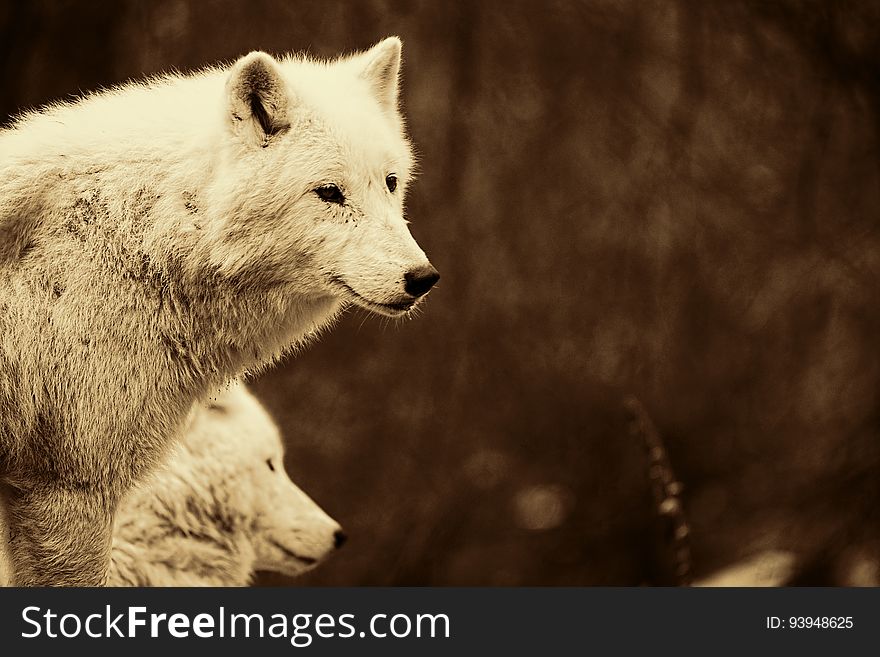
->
208, 37, 438, 317
109, 381, 343, 586
0, 381, 342, 586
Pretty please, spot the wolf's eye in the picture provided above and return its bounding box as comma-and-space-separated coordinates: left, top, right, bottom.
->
385, 174, 398, 193
315, 184, 345, 205
266, 459, 276, 472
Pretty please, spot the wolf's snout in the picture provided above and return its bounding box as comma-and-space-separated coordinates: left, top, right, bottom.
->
404, 265, 440, 298
333, 529, 348, 549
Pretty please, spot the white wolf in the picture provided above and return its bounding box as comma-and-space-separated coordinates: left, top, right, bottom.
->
0, 382, 344, 586
0, 37, 437, 585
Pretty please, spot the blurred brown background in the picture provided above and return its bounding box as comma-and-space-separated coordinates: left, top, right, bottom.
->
2, 0, 879, 585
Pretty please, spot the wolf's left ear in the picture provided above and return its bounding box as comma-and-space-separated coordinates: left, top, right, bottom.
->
226, 51, 291, 146
359, 37, 402, 112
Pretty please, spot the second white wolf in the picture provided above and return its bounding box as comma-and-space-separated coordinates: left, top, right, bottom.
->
0, 384, 344, 586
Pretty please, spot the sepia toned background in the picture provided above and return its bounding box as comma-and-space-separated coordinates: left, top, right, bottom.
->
2, 0, 878, 585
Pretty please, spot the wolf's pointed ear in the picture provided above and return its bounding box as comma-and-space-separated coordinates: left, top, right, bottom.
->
226, 51, 291, 146
358, 37, 402, 112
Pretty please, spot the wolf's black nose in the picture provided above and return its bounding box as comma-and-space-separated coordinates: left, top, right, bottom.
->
404, 265, 440, 297
334, 530, 348, 549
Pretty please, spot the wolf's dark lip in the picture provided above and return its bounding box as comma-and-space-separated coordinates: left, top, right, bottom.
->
268, 539, 317, 565
328, 276, 414, 316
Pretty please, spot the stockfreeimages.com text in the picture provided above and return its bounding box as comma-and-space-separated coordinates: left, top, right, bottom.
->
21, 605, 450, 646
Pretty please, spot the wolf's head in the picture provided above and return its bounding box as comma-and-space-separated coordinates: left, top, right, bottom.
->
209, 38, 438, 318
172, 382, 344, 579
222, 382, 343, 578
109, 382, 342, 585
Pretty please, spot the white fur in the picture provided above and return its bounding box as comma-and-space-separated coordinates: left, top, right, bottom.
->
0, 37, 433, 585
2, 37, 427, 312
0, 383, 342, 586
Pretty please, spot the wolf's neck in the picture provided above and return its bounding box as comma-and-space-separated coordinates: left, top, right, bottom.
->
148, 272, 343, 387
109, 534, 256, 586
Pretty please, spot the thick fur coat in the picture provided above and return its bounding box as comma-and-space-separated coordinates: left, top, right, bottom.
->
0, 37, 436, 585
1, 382, 343, 586
110, 381, 342, 586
